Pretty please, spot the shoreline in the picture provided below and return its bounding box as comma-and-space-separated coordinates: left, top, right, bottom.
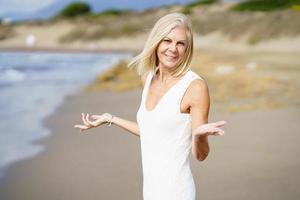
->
0, 89, 145, 199
0, 46, 138, 54
0, 51, 133, 180
2, 42, 300, 55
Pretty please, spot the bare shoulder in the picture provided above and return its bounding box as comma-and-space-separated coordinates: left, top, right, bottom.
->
187, 78, 210, 103
141, 70, 151, 87
190, 78, 209, 93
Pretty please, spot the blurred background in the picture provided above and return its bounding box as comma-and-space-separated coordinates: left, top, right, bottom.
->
0, 0, 300, 200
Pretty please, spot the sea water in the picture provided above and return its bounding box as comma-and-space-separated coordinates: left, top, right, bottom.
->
0, 51, 132, 179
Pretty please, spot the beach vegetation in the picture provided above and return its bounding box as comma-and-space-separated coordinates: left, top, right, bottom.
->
57, 2, 91, 18
56, 2, 300, 44
59, 21, 143, 43
85, 60, 141, 92
291, 4, 300, 10
181, 0, 220, 14
85, 51, 294, 112
59, 28, 86, 43
248, 35, 261, 45
231, 0, 300, 12
94, 8, 133, 17
0, 25, 16, 40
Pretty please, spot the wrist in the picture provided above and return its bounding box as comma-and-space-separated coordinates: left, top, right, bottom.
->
107, 114, 115, 127
193, 132, 209, 138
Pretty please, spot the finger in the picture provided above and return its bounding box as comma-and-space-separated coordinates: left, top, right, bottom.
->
215, 131, 225, 136
85, 113, 95, 126
216, 130, 225, 136
214, 120, 227, 127
81, 113, 88, 125
74, 126, 88, 133
209, 127, 222, 134
91, 115, 101, 119
82, 113, 91, 126
86, 114, 98, 127
213, 128, 225, 136
74, 124, 84, 128
86, 113, 93, 123
74, 125, 88, 129
85, 113, 90, 122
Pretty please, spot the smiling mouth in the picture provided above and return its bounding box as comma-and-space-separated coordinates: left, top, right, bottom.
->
164, 53, 178, 59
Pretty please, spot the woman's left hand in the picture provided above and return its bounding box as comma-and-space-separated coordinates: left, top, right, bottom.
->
193, 120, 227, 136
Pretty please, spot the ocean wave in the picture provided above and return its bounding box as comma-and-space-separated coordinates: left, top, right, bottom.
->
0, 69, 27, 83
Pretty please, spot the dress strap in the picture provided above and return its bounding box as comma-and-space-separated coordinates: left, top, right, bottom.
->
174, 71, 204, 113
142, 70, 154, 104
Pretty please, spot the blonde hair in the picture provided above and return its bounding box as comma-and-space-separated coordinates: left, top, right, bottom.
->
128, 12, 193, 77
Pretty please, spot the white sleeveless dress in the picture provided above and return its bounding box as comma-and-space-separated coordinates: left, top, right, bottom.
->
136, 69, 203, 200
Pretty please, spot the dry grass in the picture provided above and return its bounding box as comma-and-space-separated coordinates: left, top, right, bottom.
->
84, 50, 300, 112
58, 10, 168, 43
191, 8, 300, 43
84, 59, 141, 92
191, 51, 300, 112
57, 4, 300, 44
0, 24, 16, 40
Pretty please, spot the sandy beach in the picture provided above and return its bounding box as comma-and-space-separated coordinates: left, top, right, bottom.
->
0, 86, 299, 199
1, 3, 300, 199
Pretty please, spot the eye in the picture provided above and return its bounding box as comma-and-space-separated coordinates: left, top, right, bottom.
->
163, 39, 171, 42
178, 42, 185, 46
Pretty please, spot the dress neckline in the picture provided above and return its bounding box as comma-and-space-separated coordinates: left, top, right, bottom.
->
144, 70, 191, 113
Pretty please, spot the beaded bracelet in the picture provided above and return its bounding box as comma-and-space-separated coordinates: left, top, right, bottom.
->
107, 114, 114, 127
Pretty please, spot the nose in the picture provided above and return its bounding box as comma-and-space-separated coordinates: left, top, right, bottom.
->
168, 42, 177, 52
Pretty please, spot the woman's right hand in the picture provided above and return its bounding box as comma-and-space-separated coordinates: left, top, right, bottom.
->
74, 112, 112, 132
193, 120, 227, 137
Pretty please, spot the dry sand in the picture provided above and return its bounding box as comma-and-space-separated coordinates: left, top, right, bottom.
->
0, 88, 299, 200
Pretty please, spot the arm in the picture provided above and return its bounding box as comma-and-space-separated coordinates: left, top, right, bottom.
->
74, 112, 140, 136
189, 79, 226, 161
108, 71, 150, 137
189, 79, 210, 161
99, 114, 140, 137
74, 71, 150, 137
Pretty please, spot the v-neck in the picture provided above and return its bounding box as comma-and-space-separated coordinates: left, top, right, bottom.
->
144, 70, 190, 113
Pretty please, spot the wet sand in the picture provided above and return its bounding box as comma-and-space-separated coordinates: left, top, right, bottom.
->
0, 88, 299, 200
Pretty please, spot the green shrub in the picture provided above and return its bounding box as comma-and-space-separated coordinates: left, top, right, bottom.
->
90, 8, 133, 17
198, 0, 219, 4
99, 9, 124, 15
181, 0, 219, 14
291, 4, 300, 11
59, 2, 91, 17
248, 35, 261, 45
232, 0, 300, 12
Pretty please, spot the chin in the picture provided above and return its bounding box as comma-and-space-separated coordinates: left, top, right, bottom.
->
161, 61, 179, 69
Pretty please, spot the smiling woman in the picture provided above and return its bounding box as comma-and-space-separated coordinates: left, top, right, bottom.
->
156, 27, 187, 71
128, 12, 193, 77
74, 12, 227, 200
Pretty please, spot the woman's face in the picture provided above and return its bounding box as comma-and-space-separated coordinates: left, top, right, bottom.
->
156, 26, 188, 70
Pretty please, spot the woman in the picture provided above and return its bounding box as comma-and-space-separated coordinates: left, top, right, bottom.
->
74, 12, 227, 200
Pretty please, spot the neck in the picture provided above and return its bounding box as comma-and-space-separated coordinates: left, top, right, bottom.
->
155, 66, 176, 83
